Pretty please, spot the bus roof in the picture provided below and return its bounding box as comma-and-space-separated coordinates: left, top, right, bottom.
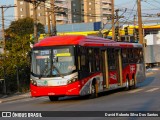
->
34, 35, 142, 48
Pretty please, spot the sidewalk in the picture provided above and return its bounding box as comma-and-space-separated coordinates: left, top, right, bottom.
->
0, 92, 31, 103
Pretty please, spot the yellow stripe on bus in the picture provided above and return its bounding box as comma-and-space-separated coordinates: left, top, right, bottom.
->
56, 53, 71, 57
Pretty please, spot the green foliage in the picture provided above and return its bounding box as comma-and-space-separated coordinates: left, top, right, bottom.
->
0, 17, 45, 94
5, 17, 45, 38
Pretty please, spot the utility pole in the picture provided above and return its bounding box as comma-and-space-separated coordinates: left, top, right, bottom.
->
24, 0, 38, 43
0, 5, 16, 53
134, 15, 136, 26
33, 0, 38, 43
47, 8, 51, 36
115, 9, 121, 41
1, 6, 5, 53
111, 0, 115, 40
137, 0, 143, 44
24, 0, 46, 43
50, 0, 57, 36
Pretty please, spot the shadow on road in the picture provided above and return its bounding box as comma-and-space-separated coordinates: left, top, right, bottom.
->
40, 88, 126, 104
137, 77, 155, 88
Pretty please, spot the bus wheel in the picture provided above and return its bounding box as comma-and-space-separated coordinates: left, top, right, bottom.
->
131, 77, 136, 89
49, 96, 59, 101
89, 84, 98, 99
125, 77, 130, 90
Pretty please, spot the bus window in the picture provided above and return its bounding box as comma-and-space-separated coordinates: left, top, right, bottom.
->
122, 48, 128, 64
79, 47, 89, 71
94, 49, 100, 71
108, 48, 116, 70
86, 48, 100, 73
138, 48, 143, 63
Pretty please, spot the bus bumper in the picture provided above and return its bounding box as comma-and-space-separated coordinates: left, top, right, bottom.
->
30, 83, 81, 97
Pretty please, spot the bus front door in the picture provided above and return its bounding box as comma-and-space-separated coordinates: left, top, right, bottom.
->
101, 50, 109, 89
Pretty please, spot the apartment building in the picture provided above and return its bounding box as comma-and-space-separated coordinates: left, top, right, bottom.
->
14, 0, 112, 25
71, 0, 112, 23
14, 0, 46, 25
83, 0, 112, 23
14, 0, 71, 25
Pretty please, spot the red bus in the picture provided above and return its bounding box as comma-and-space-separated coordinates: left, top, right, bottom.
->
30, 35, 146, 101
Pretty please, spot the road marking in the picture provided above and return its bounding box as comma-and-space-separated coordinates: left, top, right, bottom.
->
145, 88, 159, 92
128, 89, 143, 93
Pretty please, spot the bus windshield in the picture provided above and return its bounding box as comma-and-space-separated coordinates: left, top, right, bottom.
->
31, 46, 76, 77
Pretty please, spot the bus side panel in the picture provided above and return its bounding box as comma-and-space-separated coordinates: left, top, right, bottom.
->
122, 64, 137, 83
136, 63, 146, 83
109, 71, 118, 84
79, 73, 103, 96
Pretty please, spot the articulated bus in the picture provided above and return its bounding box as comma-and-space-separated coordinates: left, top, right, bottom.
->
30, 35, 146, 101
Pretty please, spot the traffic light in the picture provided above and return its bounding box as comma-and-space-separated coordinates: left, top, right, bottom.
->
115, 26, 119, 41
124, 27, 128, 35
115, 26, 119, 37
134, 28, 139, 40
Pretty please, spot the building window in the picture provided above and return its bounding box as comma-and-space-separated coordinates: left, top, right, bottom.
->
20, 8, 23, 11
89, 8, 92, 10
38, 7, 41, 10
20, 15, 24, 18
73, 3, 76, 6
38, 13, 42, 16
20, 1, 23, 5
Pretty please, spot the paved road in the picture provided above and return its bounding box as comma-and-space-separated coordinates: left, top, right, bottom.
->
0, 68, 160, 120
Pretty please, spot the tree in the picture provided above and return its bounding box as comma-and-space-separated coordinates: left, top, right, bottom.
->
5, 17, 44, 38
0, 17, 45, 94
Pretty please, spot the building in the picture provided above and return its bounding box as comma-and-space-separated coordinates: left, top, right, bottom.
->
83, 0, 112, 24
14, 0, 112, 25
14, 0, 71, 25
14, 0, 46, 25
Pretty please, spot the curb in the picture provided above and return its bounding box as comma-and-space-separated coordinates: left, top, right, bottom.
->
0, 94, 31, 103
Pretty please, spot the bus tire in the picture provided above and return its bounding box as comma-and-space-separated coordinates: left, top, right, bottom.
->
125, 77, 131, 90
131, 76, 137, 89
89, 83, 98, 99
49, 96, 59, 101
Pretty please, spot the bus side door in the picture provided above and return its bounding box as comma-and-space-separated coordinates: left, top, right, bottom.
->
101, 50, 109, 89
114, 49, 123, 86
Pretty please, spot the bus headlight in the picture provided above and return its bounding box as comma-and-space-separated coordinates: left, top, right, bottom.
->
30, 79, 34, 84
30, 79, 37, 86
67, 77, 78, 84
33, 81, 37, 86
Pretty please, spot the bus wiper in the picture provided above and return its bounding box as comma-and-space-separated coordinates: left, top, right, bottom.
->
41, 64, 64, 78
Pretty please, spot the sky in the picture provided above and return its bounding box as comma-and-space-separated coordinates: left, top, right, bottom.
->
0, 0, 160, 29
